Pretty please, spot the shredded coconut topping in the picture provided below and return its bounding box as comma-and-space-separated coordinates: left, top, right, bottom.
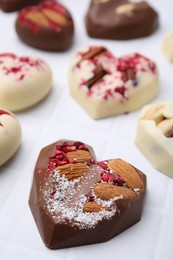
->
44, 171, 117, 229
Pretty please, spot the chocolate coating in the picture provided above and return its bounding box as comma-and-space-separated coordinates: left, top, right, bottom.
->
85, 0, 159, 40
29, 140, 146, 249
0, 0, 43, 12
15, 1, 74, 51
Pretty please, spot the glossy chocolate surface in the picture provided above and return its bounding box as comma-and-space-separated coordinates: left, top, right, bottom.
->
85, 0, 159, 40
15, 1, 74, 51
29, 140, 146, 249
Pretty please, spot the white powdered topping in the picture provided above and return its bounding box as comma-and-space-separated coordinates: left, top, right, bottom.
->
44, 171, 117, 229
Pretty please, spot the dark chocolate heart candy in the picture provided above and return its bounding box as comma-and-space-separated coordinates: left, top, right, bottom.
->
15, 1, 74, 51
29, 140, 146, 249
85, 0, 159, 40
0, 0, 43, 12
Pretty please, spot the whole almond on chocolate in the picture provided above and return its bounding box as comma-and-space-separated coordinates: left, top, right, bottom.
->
56, 163, 89, 181
108, 159, 144, 191
94, 183, 137, 200
83, 201, 110, 212
66, 150, 93, 163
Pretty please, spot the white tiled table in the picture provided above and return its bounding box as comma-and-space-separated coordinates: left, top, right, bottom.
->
0, 1, 173, 259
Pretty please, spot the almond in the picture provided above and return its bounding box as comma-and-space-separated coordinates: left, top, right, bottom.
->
83, 201, 110, 213
157, 118, 173, 137
107, 159, 144, 191
94, 183, 137, 200
143, 104, 165, 124
55, 163, 89, 181
66, 150, 92, 163
116, 3, 135, 14
26, 11, 49, 27
43, 9, 68, 26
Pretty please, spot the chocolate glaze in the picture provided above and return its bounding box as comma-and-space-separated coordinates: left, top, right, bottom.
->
29, 140, 146, 249
85, 0, 159, 40
15, 2, 74, 51
0, 0, 43, 12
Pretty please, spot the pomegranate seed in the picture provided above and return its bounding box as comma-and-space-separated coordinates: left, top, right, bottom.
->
117, 174, 125, 185
88, 194, 95, 202
57, 160, 68, 166
108, 174, 116, 183
101, 172, 110, 182
50, 192, 55, 199
98, 161, 108, 170
66, 145, 76, 152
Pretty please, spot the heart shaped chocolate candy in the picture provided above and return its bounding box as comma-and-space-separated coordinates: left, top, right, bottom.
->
29, 140, 146, 249
68, 45, 159, 119
85, 0, 159, 40
15, 1, 74, 51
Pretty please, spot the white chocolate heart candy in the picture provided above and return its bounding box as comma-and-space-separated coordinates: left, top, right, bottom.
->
135, 101, 173, 178
0, 109, 21, 166
162, 30, 173, 62
0, 53, 52, 111
68, 46, 159, 119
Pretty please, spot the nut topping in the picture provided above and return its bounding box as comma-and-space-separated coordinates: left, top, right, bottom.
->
157, 118, 173, 137
56, 163, 89, 181
143, 104, 165, 124
43, 9, 68, 26
66, 150, 92, 163
94, 183, 137, 200
108, 159, 144, 190
116, 3, 135, 14
26, 12, 49, 27
83, 201, 110, 212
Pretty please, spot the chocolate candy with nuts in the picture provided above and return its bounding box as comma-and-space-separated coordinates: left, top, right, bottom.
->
15, 1, 74, 51
29, 139, 146, 249
135, 101, 173, 178
85, 0, 159, 40
0, 0, 43, 12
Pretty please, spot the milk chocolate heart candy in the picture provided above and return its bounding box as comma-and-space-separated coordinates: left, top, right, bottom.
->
29, 140, 146, 249
0, 53, 52, 112
135, 101, 173, 178
0, 0, 43, 12
0, 109, 21, 166
85, 0, 159, 40
15, 1, 74, 51
68, 45, 159, 119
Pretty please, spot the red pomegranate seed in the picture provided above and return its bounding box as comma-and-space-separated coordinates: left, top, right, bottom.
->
88, 194, 95, 202
101, 172, 110, 182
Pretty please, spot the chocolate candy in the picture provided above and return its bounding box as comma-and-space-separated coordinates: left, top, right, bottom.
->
162, 30, 173, 62
0, 53, 52, 111
68, 45, 159, 119
15, 1, 74, 51
0, 109, 21, 166
0, 0, 43, 12
85, 0, 159, 40
135, 101, 173, 178
29, 140, 146, 249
